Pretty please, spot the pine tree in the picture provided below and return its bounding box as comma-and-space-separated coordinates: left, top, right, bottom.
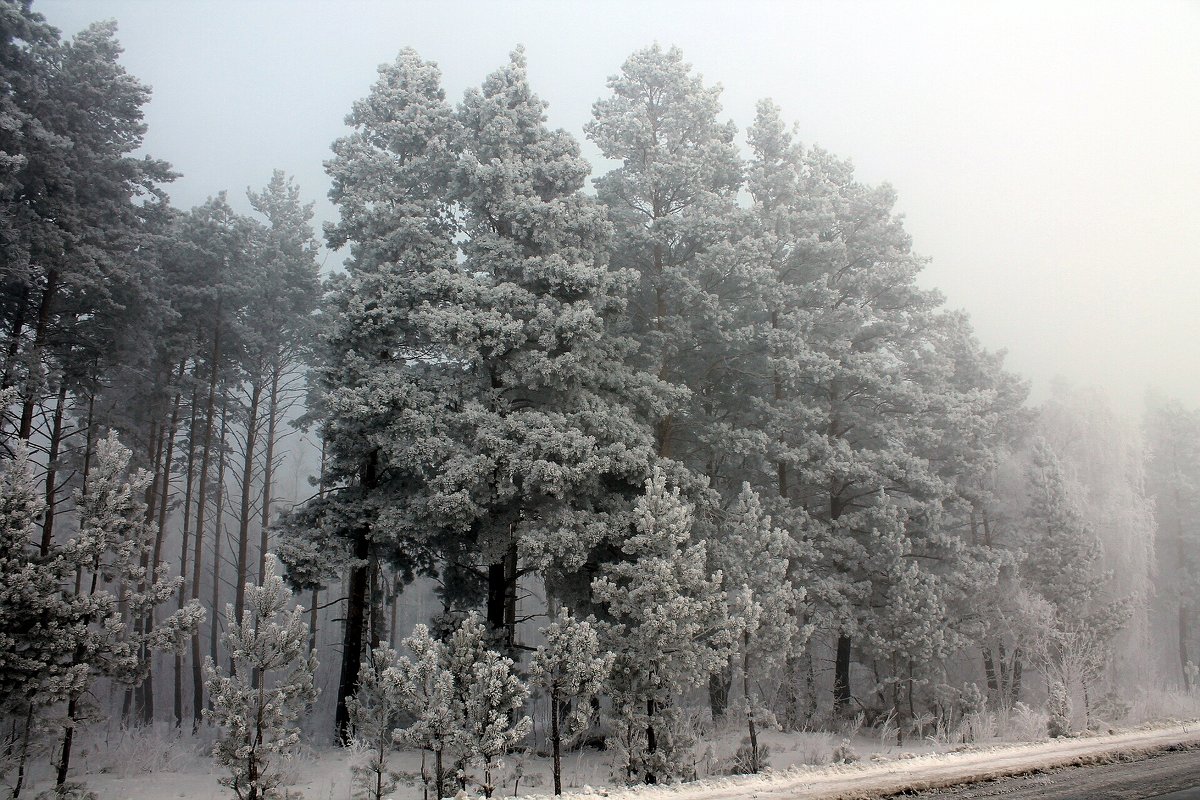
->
280, 47, 459, 742
529, 608, 614, 795
458, 648, 531, 798
347, 645, 407, 800
0, 439, 74, 796
592, 468, 729, 784
585, 44, 743, 465
51, 433, 203, 792
1020, 437, 1131, 733
286, 47, 657, 741
392, 624, 456, 800
713, 484, 803, 770
204, 555, 318, 800
1144, 396, 1200, 689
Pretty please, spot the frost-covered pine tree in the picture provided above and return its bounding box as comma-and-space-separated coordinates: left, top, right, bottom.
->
529, 608, 614, 795
279, 46, 460, 742
393, 624, 456, 800
51, 433, 203, 792
1021, 437, 1131, 733
460, 649, 531, 798
713, 484, 803, 771
347, 645, 408, 800
204, 555, 318, 800
442, 612, 530, 797
592, 468, 730, 784
0, 442, 71, 795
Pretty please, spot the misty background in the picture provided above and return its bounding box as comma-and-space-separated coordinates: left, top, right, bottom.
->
36, 0, 1200, 414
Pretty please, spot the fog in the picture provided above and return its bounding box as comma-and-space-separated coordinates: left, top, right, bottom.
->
38, 0, 1200, 413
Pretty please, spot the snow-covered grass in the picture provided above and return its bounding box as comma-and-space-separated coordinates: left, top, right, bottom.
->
14, 696, 1200, 800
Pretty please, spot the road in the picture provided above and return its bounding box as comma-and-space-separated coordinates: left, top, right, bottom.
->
901, 744, 1200, 799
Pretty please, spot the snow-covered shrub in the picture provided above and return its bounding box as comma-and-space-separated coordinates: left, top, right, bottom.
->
1090, 691, 1130, 726
1, 435, 203, 798
831, 738, 859, 764
396, 614, 529, 799
1046, 681, 1072, 738
718, 738, 773, 775
457, 643, 531, 797
203, 555, 318, 800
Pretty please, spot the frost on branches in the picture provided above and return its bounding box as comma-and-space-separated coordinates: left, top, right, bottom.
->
530, 608, 614, 795
593, 468, 730, 785
203, 556, 318, 800
1019, 438, 1132, 735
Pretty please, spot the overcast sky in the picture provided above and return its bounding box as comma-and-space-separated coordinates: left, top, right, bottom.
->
37, 0, 1200, 415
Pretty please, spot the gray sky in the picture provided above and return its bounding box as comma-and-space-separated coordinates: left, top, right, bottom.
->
38, 0, 1200, 415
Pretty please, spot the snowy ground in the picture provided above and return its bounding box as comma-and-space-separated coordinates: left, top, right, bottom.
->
15, 718, 1200, 800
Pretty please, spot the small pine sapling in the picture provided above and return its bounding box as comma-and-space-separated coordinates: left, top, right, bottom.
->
393, 624, 456, 800
529, 609, 614, 795
592, 468, 731, 784
442, 613, 531, 797
714, 485, 803, 773
204, 556, 318, 800
347, 645, 409, 800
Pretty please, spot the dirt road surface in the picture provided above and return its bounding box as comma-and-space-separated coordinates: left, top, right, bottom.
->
906, 743, 1200, 799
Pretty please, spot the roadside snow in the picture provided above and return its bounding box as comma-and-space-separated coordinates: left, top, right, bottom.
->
552, 721, 1200, 800
32, 719, 1200, 800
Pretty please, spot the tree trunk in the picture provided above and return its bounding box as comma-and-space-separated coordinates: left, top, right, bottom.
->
486, 561, 506, 632
175, 382, 200, 728
1009, 648, 1023, 706
39, 382, 67, 555
234, 380, 262, 625
982, 647, 999, 700
645, 696, 658, 785
212, 400, 230, 680
744, 646, 759, 772
1, 284, 28, 392
18, 268, 58, 441
258, 365, 281, 582
834, 633, 852, 716
144, 377, 183, 726
55, 694, 78, 788
551, 693, 562, 795
335, 453, 377, 743
708, 656, 732, 721
191, 306, 223, 730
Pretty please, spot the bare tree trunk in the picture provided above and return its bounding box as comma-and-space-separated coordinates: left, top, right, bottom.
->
335, 452, 377, 743
191, 306, 223, 730
211, 400, 230, 680
18, 268, 57, 441
834, 633, 852, 716
258, 365, 281, 582
144, 372, 184, 726
234, 380, 262, 624
175, 382, 199, 728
